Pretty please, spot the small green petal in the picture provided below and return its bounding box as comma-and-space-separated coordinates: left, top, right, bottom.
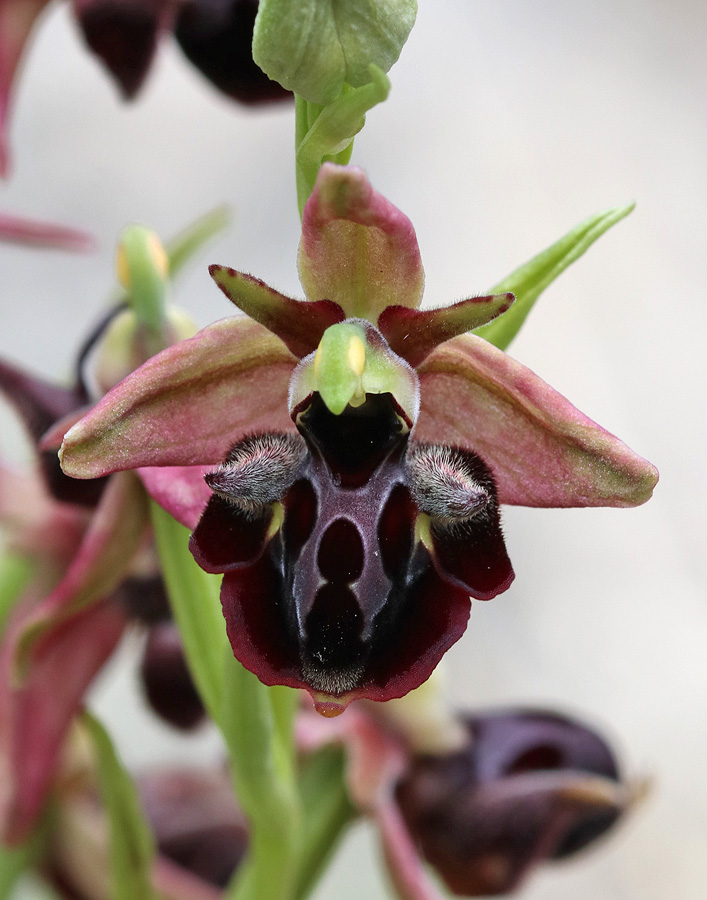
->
253, 0, 416, 105
476, 203, 635, 350
296, 68, 390, 214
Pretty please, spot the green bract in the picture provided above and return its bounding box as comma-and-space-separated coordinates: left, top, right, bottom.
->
253, 0, 416, 105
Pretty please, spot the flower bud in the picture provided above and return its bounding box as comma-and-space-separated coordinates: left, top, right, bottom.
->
395, 709, 629, 896
140, 621, 206, 731
138, 766, 248, 888
175, 0, 290, 104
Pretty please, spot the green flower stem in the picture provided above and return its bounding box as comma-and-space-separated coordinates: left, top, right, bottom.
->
295, 94, 313, 217
223, 654, 301, 900
82, 711, 156, 900
149, 503, 226, 726
295, 67, 390, 216
0, 552, 33, 636
475, 202, 635, 350
151, 502, 303, 900
294, 747, 356, 900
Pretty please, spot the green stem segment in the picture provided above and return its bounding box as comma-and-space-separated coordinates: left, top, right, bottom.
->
149, 503, 226, 726
294, 747, 356, 900
223, 656, 301, 900
82, 711, 157, 900
294, 67, 390, 217
151, 503, 307, 900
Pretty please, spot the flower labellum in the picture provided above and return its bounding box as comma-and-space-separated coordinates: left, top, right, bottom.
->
191, 320, 513, 715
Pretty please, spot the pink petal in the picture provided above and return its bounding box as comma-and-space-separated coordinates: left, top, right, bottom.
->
209, 265, 345, 358
0, 461, 89, 579
0, 598, 126, 843
298, 164, 425, 321
416, 335, 659, 508
378, 293, 514, 368
138, 464, 211, 530
60, 316, 297, 479
377, 799, 446, 900
14, 471, 148, 661
0, 212, 95, 250
0, 0, 51, 177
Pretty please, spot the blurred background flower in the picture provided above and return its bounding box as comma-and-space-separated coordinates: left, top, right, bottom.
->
0, 1, 704, 898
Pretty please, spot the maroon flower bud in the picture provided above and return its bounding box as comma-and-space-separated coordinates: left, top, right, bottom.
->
73, 0, 173, 99
115, 573, 171, 625
174, 0, 291, 104
395, 709, 628, 896
140, 621, 206, 731
0, 358, 105, 507
138, 766, 248, 888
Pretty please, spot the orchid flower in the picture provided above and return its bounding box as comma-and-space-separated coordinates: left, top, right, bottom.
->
0, 0, 287, 176
0, 346, 149, 846
0, 214, 226, 844
59, 163, 658, 717
298, 690, 635, 900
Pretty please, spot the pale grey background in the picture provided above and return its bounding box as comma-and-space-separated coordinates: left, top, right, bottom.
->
1, 1, 705, 898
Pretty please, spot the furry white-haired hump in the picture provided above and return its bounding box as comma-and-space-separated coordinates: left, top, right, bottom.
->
406, 443, 494, 525
205, 432, 307, 513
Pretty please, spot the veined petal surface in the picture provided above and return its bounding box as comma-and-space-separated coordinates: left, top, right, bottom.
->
416, 335, 658, 508
0, 599, 126, 843
298, 164, 424, 321
60, 317, 297, 479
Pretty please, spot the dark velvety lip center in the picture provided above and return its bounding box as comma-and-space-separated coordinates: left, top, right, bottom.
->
297, 393, 405, 487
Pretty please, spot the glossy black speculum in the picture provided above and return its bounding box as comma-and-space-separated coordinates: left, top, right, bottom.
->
191, 390, 514, 701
